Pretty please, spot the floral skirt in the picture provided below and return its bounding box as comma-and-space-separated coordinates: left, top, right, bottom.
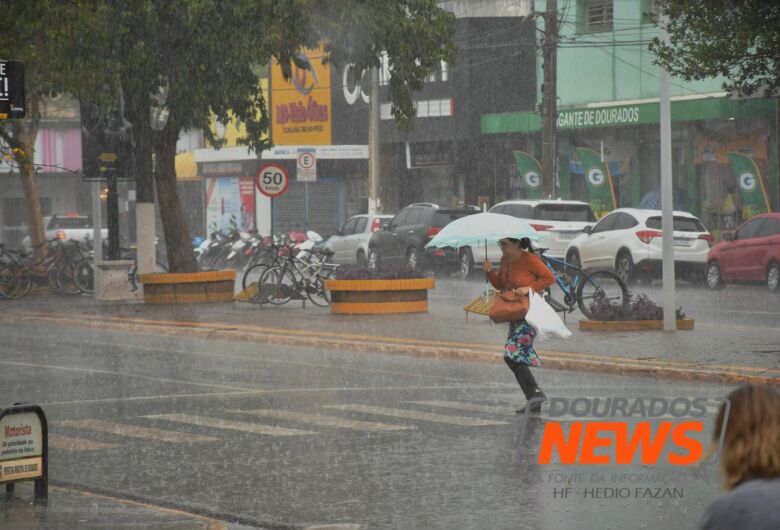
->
505, 320, 540, 366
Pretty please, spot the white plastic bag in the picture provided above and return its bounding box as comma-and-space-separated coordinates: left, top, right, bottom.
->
526, 291, 572, 340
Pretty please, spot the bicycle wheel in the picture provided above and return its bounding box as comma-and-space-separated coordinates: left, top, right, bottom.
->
73, 259, 94, 294
306, 276, 330, 307
0, 265, 31, 300
258, 266, 297, 305
576, 270, 628, 319
56, 262, 83, 295
242, 262, 270, 291
0, 264, 18, 299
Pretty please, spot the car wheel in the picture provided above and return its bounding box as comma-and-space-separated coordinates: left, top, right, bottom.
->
566, 249, 581, 270
706, 261, 724, 290
368, 248, 379, 269
356, 250, 367, 267
615, 251, 634, 285
407, 247, 419, 271
459, 248, 474, 278
767, 262, 780, 292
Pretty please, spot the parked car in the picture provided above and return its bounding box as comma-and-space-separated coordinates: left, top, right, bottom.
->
449, 200, 596, 277
564, 208, 713, 284
368, 203, 479, 271
705, 213, 780, 291
21, 213, 108, 252
323, 214, 393, 266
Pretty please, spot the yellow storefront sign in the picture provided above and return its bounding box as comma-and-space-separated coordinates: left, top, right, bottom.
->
271, 46, 331, 145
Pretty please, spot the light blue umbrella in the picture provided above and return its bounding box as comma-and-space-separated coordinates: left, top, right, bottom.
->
425, 212, 541, 250
425, 212, 541, 296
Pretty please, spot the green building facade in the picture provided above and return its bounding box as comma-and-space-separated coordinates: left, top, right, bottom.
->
480, 0, 778, 236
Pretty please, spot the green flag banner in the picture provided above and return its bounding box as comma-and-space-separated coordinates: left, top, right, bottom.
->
574, 147, 616, 218
726, 152, 770, 217
513, 151, 542, 199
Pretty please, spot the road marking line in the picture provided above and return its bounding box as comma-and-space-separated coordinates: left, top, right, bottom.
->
239, 409, 412, 432
407, 400, 516, 416
147, 414, 316, 436
323, 404, 508, 427
49, 435, 117, 451
0, 359, 262, 392
56, 419, 218, 443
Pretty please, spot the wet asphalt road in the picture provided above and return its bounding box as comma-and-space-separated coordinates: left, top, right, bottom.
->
0, 320, 736, 529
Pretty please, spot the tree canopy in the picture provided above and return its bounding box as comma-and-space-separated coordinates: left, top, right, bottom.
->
651, 0, 780, 97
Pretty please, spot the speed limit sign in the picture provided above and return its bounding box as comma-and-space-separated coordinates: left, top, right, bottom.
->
255, 163, 289, 198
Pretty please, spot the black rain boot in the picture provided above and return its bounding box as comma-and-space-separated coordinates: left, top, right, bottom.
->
516, 387, 547, 414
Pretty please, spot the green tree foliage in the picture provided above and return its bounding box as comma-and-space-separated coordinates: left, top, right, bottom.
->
651, 0, 780, 97
0, 1, 114, 257
108, 0, 456, 272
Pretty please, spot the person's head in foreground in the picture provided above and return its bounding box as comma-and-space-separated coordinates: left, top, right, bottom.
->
697, 384, 780, 530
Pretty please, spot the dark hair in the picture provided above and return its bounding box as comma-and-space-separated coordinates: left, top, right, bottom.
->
505, 237, 535, 254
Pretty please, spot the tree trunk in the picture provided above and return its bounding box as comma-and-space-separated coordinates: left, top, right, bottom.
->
124, 85, 157, 274
153, 124, 199, 273
12, 69, 46, 259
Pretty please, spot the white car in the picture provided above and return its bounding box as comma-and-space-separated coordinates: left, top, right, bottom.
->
21, 213, 107, 253
564, 208, 713, 284
324, 214, 393, 266
456, 200, 596, 277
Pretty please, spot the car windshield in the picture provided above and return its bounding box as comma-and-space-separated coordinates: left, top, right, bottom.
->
47, 216, 92, 229
432, 210, 476, 227
646, 216, 705, 232
534, 204, 596, 222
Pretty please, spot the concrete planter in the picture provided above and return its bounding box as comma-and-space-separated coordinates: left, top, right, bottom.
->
324, 278, 435, 314
138, 270, 235, 304
579, 319, 695, 331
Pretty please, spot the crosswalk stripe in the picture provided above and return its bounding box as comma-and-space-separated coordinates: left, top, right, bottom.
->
49, 435, 117, 451
407, 400, 516, 416
57, 419, 218, 443
147, 414, 316, 436
323, 404, 507, 427
239, 409, 411, 432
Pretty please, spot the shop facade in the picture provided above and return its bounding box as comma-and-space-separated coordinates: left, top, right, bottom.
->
479, 0, 777, 237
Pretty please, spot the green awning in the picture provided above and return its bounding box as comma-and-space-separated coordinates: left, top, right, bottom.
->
481, 97, 775, 135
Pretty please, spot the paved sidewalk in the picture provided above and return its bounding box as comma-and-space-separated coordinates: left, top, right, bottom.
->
4, 284, 779, 385
0, 482, 258, 530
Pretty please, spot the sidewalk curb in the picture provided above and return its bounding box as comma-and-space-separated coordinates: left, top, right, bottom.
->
4, 311, 778, 386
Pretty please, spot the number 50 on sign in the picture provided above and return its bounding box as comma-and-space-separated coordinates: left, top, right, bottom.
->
255, 163, 289, 198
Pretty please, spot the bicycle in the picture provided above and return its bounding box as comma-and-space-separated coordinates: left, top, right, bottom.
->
256, 242, 338, 307
0, 240, 88, 298
537, 248, 628, 320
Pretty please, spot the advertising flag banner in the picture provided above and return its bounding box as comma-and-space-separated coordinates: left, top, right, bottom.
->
513, 151, 542, 199
575, 147, 617, 218
726, 152, 771, 217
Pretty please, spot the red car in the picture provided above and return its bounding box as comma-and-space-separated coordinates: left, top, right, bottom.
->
705, 213, 780, 291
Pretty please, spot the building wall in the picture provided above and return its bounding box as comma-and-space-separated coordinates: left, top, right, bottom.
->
538, 0, 726, 107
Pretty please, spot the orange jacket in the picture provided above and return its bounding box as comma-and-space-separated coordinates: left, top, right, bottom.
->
487, 252, 556, 293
